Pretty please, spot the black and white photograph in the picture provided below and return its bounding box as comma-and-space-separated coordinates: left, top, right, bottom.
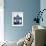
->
12, 12, 23, 26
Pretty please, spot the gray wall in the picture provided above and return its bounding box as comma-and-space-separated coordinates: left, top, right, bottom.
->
4, 0, 40, 42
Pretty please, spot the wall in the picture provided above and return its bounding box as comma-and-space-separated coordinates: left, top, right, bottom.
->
40, 0, 46, 27
4, 0, 40, 42
40, 0, 46, 45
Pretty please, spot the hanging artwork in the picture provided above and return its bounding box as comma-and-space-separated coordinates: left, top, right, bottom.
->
12, 12, 23, 26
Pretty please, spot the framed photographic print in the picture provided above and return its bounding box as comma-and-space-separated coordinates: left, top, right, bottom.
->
12, 12, 23, 26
